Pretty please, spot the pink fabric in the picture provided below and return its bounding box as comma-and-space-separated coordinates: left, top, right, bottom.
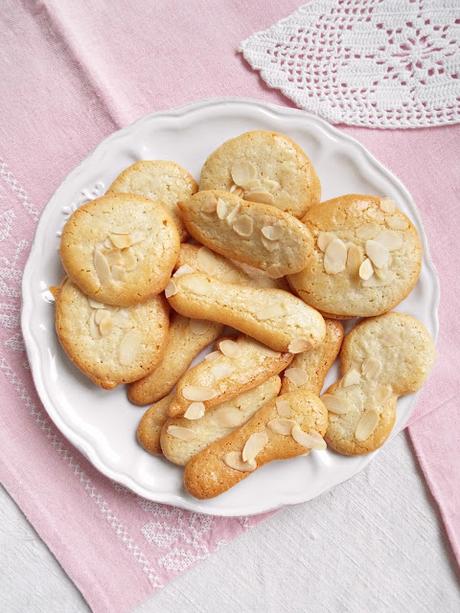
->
0, 1, 458, 611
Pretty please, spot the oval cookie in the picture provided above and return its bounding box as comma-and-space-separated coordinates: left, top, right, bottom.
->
108, 160, 197, 240
179, 190, 313, 277
199, 130, 320, 218
166, 272, 326, 353
288, 194, 422, 318
55, 279, 169, 389
60, 193, 180, 306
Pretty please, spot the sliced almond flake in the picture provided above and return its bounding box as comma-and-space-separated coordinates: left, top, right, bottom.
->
185, 275, 210, 294
223, 451, 256, 472
356, 224, 380, 240
359, 258, 374, 281
387, 215, 408, 230
362, 357, 382, 379
105, 250, 123, 266
118, 330, 142, 365
322, 393, 347, 415
218, 339, 241, 358
267, 418, 296, 435
346, 244, 362, 274
88, 312, 100, 339
111, 265, 126, 282
204, 350, 221, 361
184, 402, 205, 420
258, 302, 286, 320
229, 183, 243, 195
242, 431, 268, 463
261, 236, 279, 252
380, 197, 396, 213
260, 178, 280, 191
110, 229, 130, 235
110, 233, 133, 249
375, 230, 403, 251
230, 160, 257, 188
210, 362, 234, 379
355, 410, 379, 442
317, 232, 335, 252
342, 368, 361, 387
291, 425, 327, 450
232, 214, 254, 237
103, 238, 113, 249
276, 398, 292, 418
324, 237, 347, 274
225, 203, 241, 226
213, 407, 244, 428
244, 190, 275, 205
216, 198, 229, 220
167, 425, 196, 441
94, 309, 109, 325
122, 247, 138, 271
99, 314, 114, 337
182, 385, 217, 401
284, 367, 308, 387
261, 225, 282, 241
288, 338, 311, 354
164, 280, 178, 298
88, 298, 106, 309
201, 196, 217, 213
365, 240, 389, 269
174, 264, 195, 278
367, 208, 385, 223
188, 319, 211, 335
94, 248, 111, 285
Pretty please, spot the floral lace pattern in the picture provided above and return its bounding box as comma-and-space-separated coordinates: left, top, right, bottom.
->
240, 0, 460, 128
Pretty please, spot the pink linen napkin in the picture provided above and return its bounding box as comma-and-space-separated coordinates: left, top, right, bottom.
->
0, 2, 458, 612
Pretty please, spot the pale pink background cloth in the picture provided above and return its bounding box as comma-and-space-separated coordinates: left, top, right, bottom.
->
0, 1, 458, 612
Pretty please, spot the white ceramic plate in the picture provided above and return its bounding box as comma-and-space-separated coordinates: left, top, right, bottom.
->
21, 98, 439, 516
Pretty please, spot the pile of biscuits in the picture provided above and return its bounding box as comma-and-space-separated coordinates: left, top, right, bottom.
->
54, 130, 435, 499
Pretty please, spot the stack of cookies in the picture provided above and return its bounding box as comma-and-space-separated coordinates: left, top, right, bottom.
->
54, 130, 435, 499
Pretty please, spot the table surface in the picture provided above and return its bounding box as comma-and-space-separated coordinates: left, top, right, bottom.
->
1, 433, 459, 613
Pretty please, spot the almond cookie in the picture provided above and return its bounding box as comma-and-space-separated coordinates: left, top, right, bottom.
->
288, 195, 422, 318
108, 160, 197, 241
199, 130, 320, 218
322, 312, 435, 456
176, 244, 287, 290
167, 335, 293, 417
60, 193, 180, 306
136, 391, 175, 455
184, 389, 328, 499
166, 273, 326, 352
128, 314, 223, 406
281, 320, 344, 394
178, 190, 313, 278
160, 376, 281, 465
55, 279, 169, 389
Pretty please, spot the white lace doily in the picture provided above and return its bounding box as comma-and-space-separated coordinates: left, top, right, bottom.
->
240, 0, 460, 128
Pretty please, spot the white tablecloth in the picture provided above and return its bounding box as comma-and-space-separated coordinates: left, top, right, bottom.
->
1, 433, 459, 612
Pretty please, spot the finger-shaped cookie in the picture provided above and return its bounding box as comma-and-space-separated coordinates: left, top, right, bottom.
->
136, 391, 175, 455
184, 389, 328, 499
167, 335, 293, 417
288, 194, 422, 317
128, 314, 223, 406
55, 279, 169, 389
109, 160, 197, 240
322, 312, 435, 456
176, 244, 286, 290
199, 130, 321, 218
166, 273, 326, 353
60, 193, 180, 306
178, 190, 313, 278
161, 376, 281, 465
281, 320, 344, 395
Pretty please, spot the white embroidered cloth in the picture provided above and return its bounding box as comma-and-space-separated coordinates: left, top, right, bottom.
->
240, 0, 460, 128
